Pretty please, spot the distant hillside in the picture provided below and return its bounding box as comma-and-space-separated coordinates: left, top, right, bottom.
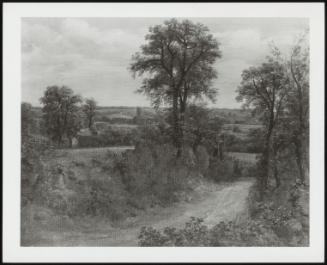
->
95, 106, 156, 122
31, 106, 261, 125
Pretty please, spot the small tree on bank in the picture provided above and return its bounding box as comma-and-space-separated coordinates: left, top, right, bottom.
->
236, 56, 290, 195
40, 86, 82, 147
286, 36, 309, 184
269, 35, 309, 185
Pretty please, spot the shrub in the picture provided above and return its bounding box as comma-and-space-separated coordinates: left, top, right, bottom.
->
206, 158, 235, 182
138, 226, 168, 246
29, 159, 130, 222
21, 134, 53, 205
134, 121, 172, 148
232, 159, 242, 179
138, 217, 210, 246
113, 144, 192, 207
138, 208, 304, 247
137, 216, 278, 247
232, 125, 242, 133
194, 145, 210, 175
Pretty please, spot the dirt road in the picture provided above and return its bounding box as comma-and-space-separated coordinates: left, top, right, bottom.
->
38, 179, 254, 246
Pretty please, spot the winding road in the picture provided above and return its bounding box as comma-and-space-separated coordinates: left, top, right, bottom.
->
38, 179, 254, 246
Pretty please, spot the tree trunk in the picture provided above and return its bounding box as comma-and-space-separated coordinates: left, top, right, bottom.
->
273, 164, 280, 189
68, 137, 73, 148
294, 137, 305, 184
88, 116, 93, 129
213, 143, 218, 157
172, 87, 182, 157
57, 135, 62, 147
192, 134, 202, 153
261, 135, 271, 192
260, 113, 274, 196
179, 92, 188, 151
291, 62, 307, 185
296, 90, 306, 184
218, 142, 224, 161
273, 149, 281, 189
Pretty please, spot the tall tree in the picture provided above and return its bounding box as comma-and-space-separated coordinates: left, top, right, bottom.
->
40, 86, 82, 147
130, 19, 221, 154
83, 98, 97, 129
236, 56, 290, 195
269, 35, 309, 185
286, 36, 309, 184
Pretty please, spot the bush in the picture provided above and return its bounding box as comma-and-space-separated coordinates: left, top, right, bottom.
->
28, 159, 130, 222
134, 161, 306, 247
113, 144, 193, 206
21, 134, 53, 205
137, 216, 279, 247
232, 159, 242, 178
232, 125, 242, 133
138, 217, 210, 246
138, 203, 306, 247
134, 121, 172, 148
206, 157, 244, 182
195, 145, 210, 175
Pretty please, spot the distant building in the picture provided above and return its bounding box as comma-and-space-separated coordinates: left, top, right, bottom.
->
72, 137, 78, 147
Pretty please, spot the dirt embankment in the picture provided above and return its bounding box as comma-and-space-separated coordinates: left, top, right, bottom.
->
22, 147, 255, 246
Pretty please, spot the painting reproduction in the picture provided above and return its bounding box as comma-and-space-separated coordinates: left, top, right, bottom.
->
19, 16, 313, 247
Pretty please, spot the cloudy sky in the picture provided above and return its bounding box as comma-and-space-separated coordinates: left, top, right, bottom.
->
22, 17, 308, 108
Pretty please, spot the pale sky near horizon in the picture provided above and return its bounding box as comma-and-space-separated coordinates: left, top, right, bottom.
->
22, 17, 308, 108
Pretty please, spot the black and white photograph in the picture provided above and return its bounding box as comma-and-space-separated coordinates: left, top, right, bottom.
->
3, 2, 325, 263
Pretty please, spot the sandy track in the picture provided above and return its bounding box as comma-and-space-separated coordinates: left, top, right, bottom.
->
41, 179, 254, 246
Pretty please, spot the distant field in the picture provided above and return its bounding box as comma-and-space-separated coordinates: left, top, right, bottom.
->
223, 124, 263, 130
31, 106, 262, 130
227, 152, 259, 163
94, 122, 138, 132
210, 108, 261, 124
56, 146, 135, 157
222, 123, 263, 140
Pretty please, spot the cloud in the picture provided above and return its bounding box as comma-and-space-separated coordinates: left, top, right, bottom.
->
21, 18, 308, 108
22, 18, 147, 106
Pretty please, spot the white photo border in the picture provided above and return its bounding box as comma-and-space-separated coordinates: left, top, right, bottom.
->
3, 2, 325, 263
